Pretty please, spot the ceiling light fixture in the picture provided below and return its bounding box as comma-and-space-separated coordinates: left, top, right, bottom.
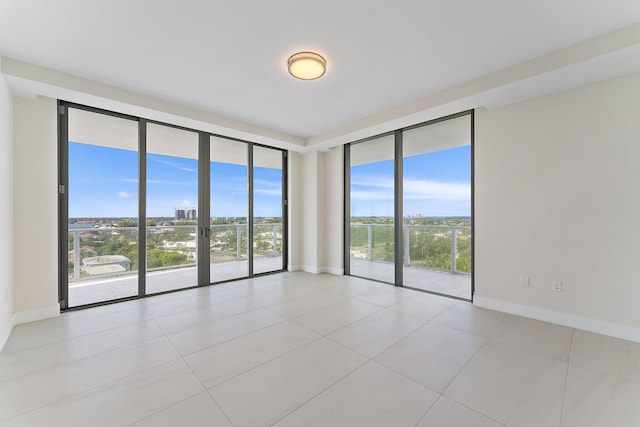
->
287, 52, 326, 80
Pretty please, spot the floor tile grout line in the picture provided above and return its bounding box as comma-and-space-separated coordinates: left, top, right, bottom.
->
0, 329, 166, 386
268, 356, 370, 426
0, 355, 186, 425
503, 354, 567, 425
370, 319, 490, 402
0, 319, 164, 384
11, 301, 147, 334
150, 301, 267, 336
558, 328, 575, 427
565, 330, 640, 384
4, 309, 155, 351
168, 314, 291, 358
260, 299, 347, 324
565, 359, 640, 385
152, 314, 236, 427
428, 394, 509, 427
438, 312, 504, 397
143, 291, 247, 316
200, 335, 325, 391
125, 390, 212, 427
205, 389, 236, 427
286, 300, 386, 337
413, 394, 444, 427
321, 314, 429, 361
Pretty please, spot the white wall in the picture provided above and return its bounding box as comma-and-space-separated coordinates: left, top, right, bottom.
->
297, 152, 324, 273
475, 71, 640, 341
12, 95, 59, 322
0, 61, 15, 349
288, 148, 343, 275
287, 152, 302, 270
323, 146, 344, 274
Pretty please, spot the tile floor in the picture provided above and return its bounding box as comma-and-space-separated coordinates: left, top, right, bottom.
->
69, 257, 469, 307
68, 257, 284, 307
2, 272, 639, 426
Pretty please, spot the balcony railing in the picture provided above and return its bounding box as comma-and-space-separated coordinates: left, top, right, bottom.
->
68, 223, 282, 284
350, 223, 471, 275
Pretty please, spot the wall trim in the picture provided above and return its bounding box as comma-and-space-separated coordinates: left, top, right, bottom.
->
14, 304, 60, 325
322, 267, 344, 276
300, 265, 322, 274
288, 265, 344, 276
474, 296, 640, 343
0, 314, 15, 352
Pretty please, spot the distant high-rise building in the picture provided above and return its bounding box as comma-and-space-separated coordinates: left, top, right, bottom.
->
175, 207, 197, 220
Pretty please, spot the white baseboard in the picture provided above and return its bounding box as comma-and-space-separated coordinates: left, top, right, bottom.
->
321, 267, 344, 276
0, 314, 15, 352
474, 296, 640, 343
288, 265, 344, 276
301, 265, 321, 274
14, 304, 60, 325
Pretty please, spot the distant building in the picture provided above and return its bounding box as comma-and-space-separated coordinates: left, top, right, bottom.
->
175, 207, 197, 220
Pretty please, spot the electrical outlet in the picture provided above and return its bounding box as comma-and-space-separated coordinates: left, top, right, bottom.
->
551, 280, 562, 292
520, 276, 529, 287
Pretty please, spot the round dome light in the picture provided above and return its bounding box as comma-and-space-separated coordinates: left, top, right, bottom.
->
287, 52, 326, 80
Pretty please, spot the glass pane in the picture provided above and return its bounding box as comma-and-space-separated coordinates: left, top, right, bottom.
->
403, 115, 472, 298
210, 137, 249, 282
146, 123, 199, 294
67, 108, 139, 307
253, 146, 284, 274
349, 134, 395, 283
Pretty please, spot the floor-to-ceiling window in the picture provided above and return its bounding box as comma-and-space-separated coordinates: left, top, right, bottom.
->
59, 102, 287, 309
402, 115, 472, 299
348, 134, 396, 283
252, 146, 286, 275
146, 123, 200, 294
64, 108, 140, 307
345, 111, 473, 300
209, 136, 249, 282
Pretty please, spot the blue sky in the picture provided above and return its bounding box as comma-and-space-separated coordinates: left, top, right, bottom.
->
69, 142, 469, 219
351, 145, 471, 217
68, 142, 282, 218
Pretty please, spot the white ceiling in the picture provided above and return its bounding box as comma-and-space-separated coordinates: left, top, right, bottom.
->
1, 0, 640, 149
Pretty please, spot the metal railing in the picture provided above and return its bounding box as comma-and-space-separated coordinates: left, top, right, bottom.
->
350, 223, 471, 275
68, 223, 282, 283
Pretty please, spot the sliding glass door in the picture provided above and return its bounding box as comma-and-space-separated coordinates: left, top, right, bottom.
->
348, 135, 396, 283
146, 123, 200, 294
60, 103, 287, 309
65, 108, 140, 307
253, 146, 286, 275
402, 115, 472, 299
345, 111, 473, 300
209, 136, 248, 282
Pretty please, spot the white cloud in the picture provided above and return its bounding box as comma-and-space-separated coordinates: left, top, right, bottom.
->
350, 175, 470, 202
117, 191, 131, 199
254, 179, 280, 188
254, 178, 281, 196
146, 179, 196, 185
351, 176, 393, 190
152, 158, 196, 173
404, 178, 470, 201
254, 188, 282, 196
